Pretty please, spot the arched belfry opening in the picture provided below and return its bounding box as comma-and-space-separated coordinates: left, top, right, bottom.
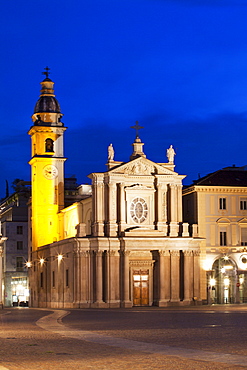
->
45, 138, 54, 153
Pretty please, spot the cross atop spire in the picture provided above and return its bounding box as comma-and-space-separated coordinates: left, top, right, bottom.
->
42, 66, 51, 79
131, 121, 144, 138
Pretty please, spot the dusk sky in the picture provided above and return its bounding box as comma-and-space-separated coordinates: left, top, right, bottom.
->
1, 0, 247, 196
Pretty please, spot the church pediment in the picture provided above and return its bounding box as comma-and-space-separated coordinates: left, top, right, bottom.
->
108, 157, 176, 176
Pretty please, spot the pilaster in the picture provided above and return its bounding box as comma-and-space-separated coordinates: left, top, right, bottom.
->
92, 181, 104, 236
106, 182, 118, 237
156, 184, 168, 234
118, 183, 126, 233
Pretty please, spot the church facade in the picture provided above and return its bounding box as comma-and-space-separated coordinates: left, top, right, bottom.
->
28, 73, 203, 308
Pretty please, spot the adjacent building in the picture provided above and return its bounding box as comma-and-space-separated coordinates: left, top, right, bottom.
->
0, 183, 30, 306
183, 166, 247, 304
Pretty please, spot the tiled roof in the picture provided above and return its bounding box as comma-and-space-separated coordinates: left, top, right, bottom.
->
192, 168, 247, 186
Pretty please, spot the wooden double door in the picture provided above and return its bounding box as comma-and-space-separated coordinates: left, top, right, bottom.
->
133, 270, 149, 306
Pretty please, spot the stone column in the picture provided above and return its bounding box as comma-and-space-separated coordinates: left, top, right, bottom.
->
169, 184, 178, 237
107, 250, 120, 307
170, 250, 180, 302
158, 250, 170, 306
156, 184, 168, 234
95, 251, 104, 306
122, 251, 132, 307
107, 182, 118, 237
193, 250, 201, 303
118, 183, 126, 233
183, 250, 193, 304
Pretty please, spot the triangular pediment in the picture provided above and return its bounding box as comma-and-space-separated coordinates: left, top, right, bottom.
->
108, 156, 176, 176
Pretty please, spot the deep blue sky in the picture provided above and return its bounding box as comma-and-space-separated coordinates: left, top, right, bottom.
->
1, 0, 247, 196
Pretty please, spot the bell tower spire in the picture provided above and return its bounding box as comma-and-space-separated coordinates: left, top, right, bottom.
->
28, 69, 67, 251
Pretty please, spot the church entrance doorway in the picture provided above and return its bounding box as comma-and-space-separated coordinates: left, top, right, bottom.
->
133, 270, 149, 306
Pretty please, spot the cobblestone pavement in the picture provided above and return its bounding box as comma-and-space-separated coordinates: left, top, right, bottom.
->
0, 305, 247, 369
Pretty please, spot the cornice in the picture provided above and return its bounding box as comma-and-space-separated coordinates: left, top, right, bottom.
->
183, 185, 247, 194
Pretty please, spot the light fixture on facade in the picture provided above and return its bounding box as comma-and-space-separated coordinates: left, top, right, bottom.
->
40, 258, 45, 265
210, 278, 216, 286
25, 261, 32, 268
57, 254, 63, 262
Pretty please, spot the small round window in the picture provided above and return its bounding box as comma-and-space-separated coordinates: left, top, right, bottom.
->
130, 198, 148, 223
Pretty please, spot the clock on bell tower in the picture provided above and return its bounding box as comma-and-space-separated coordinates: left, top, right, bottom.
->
28, 68, 67, 251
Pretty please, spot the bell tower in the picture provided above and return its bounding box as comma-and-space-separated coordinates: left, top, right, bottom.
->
28, 68, 67, 251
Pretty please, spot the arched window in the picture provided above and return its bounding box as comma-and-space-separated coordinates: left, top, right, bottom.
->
45, 138, 54, 152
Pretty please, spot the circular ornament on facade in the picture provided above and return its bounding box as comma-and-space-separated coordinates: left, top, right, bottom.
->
43, 164, 58, 180
241, 254, 247, 265
130, 197, 148, 223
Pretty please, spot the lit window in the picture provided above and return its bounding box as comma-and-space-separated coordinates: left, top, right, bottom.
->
240, 199, 247, 210
241, 228, 247, 246
220, 231, 227, 246
219, 198, 226, 210
130, 198, 148, 223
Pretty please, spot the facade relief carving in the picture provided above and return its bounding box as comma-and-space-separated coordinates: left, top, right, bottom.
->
124, 161, 154, 175
129, 260, 154, 267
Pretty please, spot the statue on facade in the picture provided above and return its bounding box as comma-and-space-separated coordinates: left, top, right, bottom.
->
166, 145, 176, 163
108, 143, 114, 161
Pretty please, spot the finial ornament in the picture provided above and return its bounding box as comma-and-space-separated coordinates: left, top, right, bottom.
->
42, 66, 51, 79
166, 145, 176, 163
131, 121, 144, 138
